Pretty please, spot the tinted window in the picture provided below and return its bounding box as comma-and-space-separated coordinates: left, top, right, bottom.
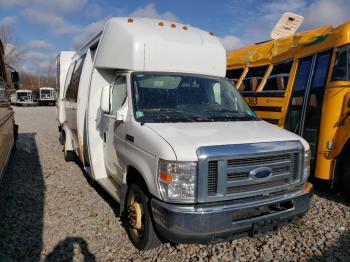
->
262, 60, 293, 91
332, 45, 350, 81
226, 68, 244, 86
66, 55, 85, 102
240, 65, 268, 91
64, 62, 76, 99
311, 51, 332, 90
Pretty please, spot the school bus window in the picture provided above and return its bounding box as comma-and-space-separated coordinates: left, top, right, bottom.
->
240, 65, 268, 91
332, 45, 350, 81
262, 60, 293, 92
226, 68, 244, 86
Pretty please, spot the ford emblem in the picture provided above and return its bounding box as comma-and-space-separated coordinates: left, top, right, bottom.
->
250, 167, 272, 179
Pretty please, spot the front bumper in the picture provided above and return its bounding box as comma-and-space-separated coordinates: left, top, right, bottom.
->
151, 183, 313, 244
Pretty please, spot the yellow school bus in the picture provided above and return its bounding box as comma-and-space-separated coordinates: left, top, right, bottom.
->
226, 20, 350, 194
0, 40, 18, 182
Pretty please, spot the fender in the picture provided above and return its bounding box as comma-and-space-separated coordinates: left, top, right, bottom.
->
62, 124, 74, 151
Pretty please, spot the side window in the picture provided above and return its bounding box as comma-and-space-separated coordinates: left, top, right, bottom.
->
212, 83, 221, 104
240, 65, 268, 91
262, 60, 293, 91
66, 55, 85, 102
332, 45, 349, 81
111, 76, 127, 115
64, 62, 76, 99
226, 68, 244, 86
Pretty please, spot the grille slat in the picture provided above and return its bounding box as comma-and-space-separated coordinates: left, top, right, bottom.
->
227, 178, 289, 194
227, 154, 290, 167
207, 161, 218, 196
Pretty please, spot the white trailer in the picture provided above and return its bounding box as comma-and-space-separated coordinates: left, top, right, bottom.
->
59, 17, 313, 250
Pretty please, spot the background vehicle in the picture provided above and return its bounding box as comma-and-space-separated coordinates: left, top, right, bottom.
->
11, 89, 34, 106
226, 19, 350, 195
0, 40, 18, 181
33, 87, 56, 106
59, 17, 312, 250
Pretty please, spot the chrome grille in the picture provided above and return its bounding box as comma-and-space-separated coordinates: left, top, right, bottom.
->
197, 141, 304, 203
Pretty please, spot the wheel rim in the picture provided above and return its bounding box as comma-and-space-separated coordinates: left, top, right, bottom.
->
127, 192, 145, 240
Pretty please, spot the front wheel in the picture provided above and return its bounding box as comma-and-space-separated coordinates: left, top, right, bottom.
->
125, 183, 161, 250
63, 144, 75, 162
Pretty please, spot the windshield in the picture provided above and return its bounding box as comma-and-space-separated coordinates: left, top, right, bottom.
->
131, 73, 257, 123
41, 89, 51, 95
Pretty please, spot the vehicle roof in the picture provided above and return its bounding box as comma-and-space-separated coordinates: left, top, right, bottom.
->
75, 17, 226, 77
227, 20, 350, 69
16, 89, 32, 93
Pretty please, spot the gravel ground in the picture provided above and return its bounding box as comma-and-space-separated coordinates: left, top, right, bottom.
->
0, 106, 350, 261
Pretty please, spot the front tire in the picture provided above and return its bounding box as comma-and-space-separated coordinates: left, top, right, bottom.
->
63, 144, 75, 162
340, 160, 350, 199
125, 183, 161, 250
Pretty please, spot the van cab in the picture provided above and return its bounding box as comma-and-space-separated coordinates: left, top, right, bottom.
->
58, 17, 313, 250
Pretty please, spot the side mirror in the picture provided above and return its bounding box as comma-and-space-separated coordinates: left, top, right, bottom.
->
100, 85, 110, 113
115, 101, 128, 123
11, 71, 19, 83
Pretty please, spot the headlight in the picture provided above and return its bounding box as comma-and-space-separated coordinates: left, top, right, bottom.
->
158, 159, 197, 202
303, 149, 311, 183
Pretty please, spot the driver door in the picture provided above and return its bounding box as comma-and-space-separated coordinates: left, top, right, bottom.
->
103, 75, 128, 184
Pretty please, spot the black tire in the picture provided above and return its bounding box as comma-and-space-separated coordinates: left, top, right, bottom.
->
125, 183, 161, 250
63, 145, 75, 162
340, 156, 350, 198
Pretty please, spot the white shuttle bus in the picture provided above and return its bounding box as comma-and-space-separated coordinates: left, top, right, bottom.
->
33, 87, 56, 106
58, 17, 313, 250
11, 90, 34, 106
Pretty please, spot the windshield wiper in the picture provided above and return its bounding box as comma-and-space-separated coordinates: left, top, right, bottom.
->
143, 108, 211, 121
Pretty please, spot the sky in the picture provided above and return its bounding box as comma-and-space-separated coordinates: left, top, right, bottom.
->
0, 0, 349, 75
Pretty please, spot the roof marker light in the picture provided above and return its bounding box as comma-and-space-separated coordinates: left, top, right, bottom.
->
183, 26, 188, 30
209, 32, 214, 36
171, 23, 176, 28
127, 18, 134, 23
158, 21, 164, 26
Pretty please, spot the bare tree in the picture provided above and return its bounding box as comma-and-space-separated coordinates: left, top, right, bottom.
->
0, 26, 24, 67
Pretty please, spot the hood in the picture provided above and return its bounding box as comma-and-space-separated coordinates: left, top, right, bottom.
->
145, 121, 308, 161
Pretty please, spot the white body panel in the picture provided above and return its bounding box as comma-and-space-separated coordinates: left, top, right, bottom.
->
145, 121, 309, 161
56, 51, 75, 125
95, 18, 226, 77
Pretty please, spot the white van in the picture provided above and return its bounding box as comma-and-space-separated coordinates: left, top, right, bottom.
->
59, 17, 313, 250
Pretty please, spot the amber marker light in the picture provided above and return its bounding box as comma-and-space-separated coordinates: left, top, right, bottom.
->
209, 32, 214, 36
183, 26, 188, 30
159, 171, 173, 183
127, 18, 134, 23
171, 23, 176, 28
158, 21, 164, 26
